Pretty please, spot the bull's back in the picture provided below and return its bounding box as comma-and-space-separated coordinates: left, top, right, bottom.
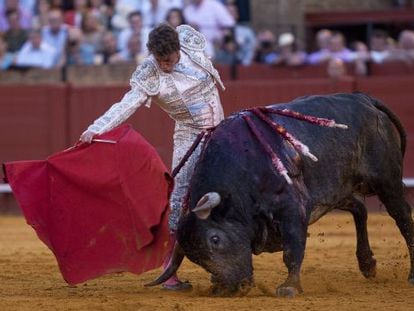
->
268, 93, 404, 202
192, 93, 404, 214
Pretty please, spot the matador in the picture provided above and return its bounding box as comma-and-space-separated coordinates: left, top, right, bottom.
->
80, 23, 225, 290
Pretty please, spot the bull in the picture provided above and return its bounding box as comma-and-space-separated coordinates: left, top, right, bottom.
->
148, 93, 414, 297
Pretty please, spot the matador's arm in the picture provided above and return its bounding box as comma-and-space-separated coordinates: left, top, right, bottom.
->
87, 59, 160, 134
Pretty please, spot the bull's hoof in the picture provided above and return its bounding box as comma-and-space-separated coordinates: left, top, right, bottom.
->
360, 258, 377, 279
408, 277, 414, 286
210, 284, 237, 297
238, 279, 253, 296
276, 286, 300, 297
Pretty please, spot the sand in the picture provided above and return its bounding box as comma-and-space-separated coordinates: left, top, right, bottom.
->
1, 212, 413, 311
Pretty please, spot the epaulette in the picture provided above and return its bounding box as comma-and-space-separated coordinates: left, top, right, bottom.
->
177, 24, 206, 51
130, 58, 160, 96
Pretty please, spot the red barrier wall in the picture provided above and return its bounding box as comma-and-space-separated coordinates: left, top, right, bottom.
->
355, 76, 414, 177
0, 84, 68, 165
221, 77, 354, 112
369, 62, 414, 76
0, 77, 410, 174
1, 77, 413, 213
235, 64, 329, 80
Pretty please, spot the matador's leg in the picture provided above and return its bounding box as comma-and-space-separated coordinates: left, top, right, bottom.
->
163, 124, 203, 290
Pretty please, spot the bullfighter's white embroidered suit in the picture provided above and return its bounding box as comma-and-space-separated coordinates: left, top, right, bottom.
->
87, 25, 225, 230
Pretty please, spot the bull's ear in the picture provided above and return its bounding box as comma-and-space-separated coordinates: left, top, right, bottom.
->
192, 192, 221, 220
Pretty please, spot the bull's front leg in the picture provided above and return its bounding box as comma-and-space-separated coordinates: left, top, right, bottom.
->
276, 209, 308, 297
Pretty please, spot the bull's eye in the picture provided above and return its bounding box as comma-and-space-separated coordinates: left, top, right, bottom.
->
210, 235, 220, 245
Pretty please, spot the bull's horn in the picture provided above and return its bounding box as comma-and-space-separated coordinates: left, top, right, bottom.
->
192, 192, 221, 220
144, 242, 185, 287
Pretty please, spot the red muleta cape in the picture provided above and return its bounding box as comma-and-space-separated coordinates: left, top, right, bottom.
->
3, 124, 173, 285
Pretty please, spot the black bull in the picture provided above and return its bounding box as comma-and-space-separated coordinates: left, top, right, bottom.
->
149, 93, 414, 296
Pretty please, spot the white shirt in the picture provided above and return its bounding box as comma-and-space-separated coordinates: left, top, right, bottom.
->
141, 0, 184, 29
15, 41, 57, 69
115, 0, 142, 11
370, 50, 390, 64
183, 0, 235, 45
234, 24, 257, 66
41, 25, 69, 65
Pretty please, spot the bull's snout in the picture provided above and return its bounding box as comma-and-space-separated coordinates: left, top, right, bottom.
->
210, 277, 254, 297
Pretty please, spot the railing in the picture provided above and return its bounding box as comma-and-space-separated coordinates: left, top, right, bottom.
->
1, 68, 414, 212
405, 178, 414, 187
2, 177, 414, 197
0, 184, 11, 193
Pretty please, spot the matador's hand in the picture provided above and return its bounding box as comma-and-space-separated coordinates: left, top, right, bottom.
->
80, 130, 96, 144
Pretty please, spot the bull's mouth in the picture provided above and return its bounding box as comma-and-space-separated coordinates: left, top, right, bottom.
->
210, 277, 254, 297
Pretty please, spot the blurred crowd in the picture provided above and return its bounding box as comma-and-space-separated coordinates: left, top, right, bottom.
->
1, 0, 414, 76
252, 27, 414, 77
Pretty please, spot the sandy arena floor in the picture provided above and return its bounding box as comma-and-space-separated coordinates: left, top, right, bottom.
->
1, 212, 413, 311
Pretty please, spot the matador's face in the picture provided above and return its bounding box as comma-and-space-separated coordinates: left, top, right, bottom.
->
155, 51, 180, 73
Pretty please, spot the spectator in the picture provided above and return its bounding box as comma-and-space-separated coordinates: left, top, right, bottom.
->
41, 9, 68, 67
388, 29, 414, 64
17, 0, 36, 13
81, 10, 105, 54
226, 2, 255, 66
228, 0, 250, 23
398, 30, 414, 51
350, 40, 370, 76
274, 32, 307, 66
327, 57, 347, 80
0, 0, 32, 32
89, 0, 112, 29
326, 31, 355, 63
32, 0, 52, 29
254, 29, 278, 64
183, 0, 235, 57
4, 9, 27, 53
117, 11, 150, 56
110, 33, 145, 64
15, 29, 57, 69
165, 7, 186, 28
141, 0, 183, 29
111, 0, 140, 31
368, 29, 393, 64
64, 0, 88, 28
50, 0, 63, 9
0, 35, 14, 69
309, 31, 356, 65
99, 30, 119, 64
369, 30, 394, 64
114, 0, 141, 11
66, 28, 94, 65
307, 28, 332, 65
214, 27, 239, 65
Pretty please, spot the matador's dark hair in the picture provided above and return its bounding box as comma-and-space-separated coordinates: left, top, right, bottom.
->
146, 23, 180, 58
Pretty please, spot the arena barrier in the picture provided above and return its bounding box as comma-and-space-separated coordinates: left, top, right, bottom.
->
0, 84, 69, 163
0, 184, 11, 193
354, 76, 414, 178
0, 77, 412, 174
1, 74, 414, 212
